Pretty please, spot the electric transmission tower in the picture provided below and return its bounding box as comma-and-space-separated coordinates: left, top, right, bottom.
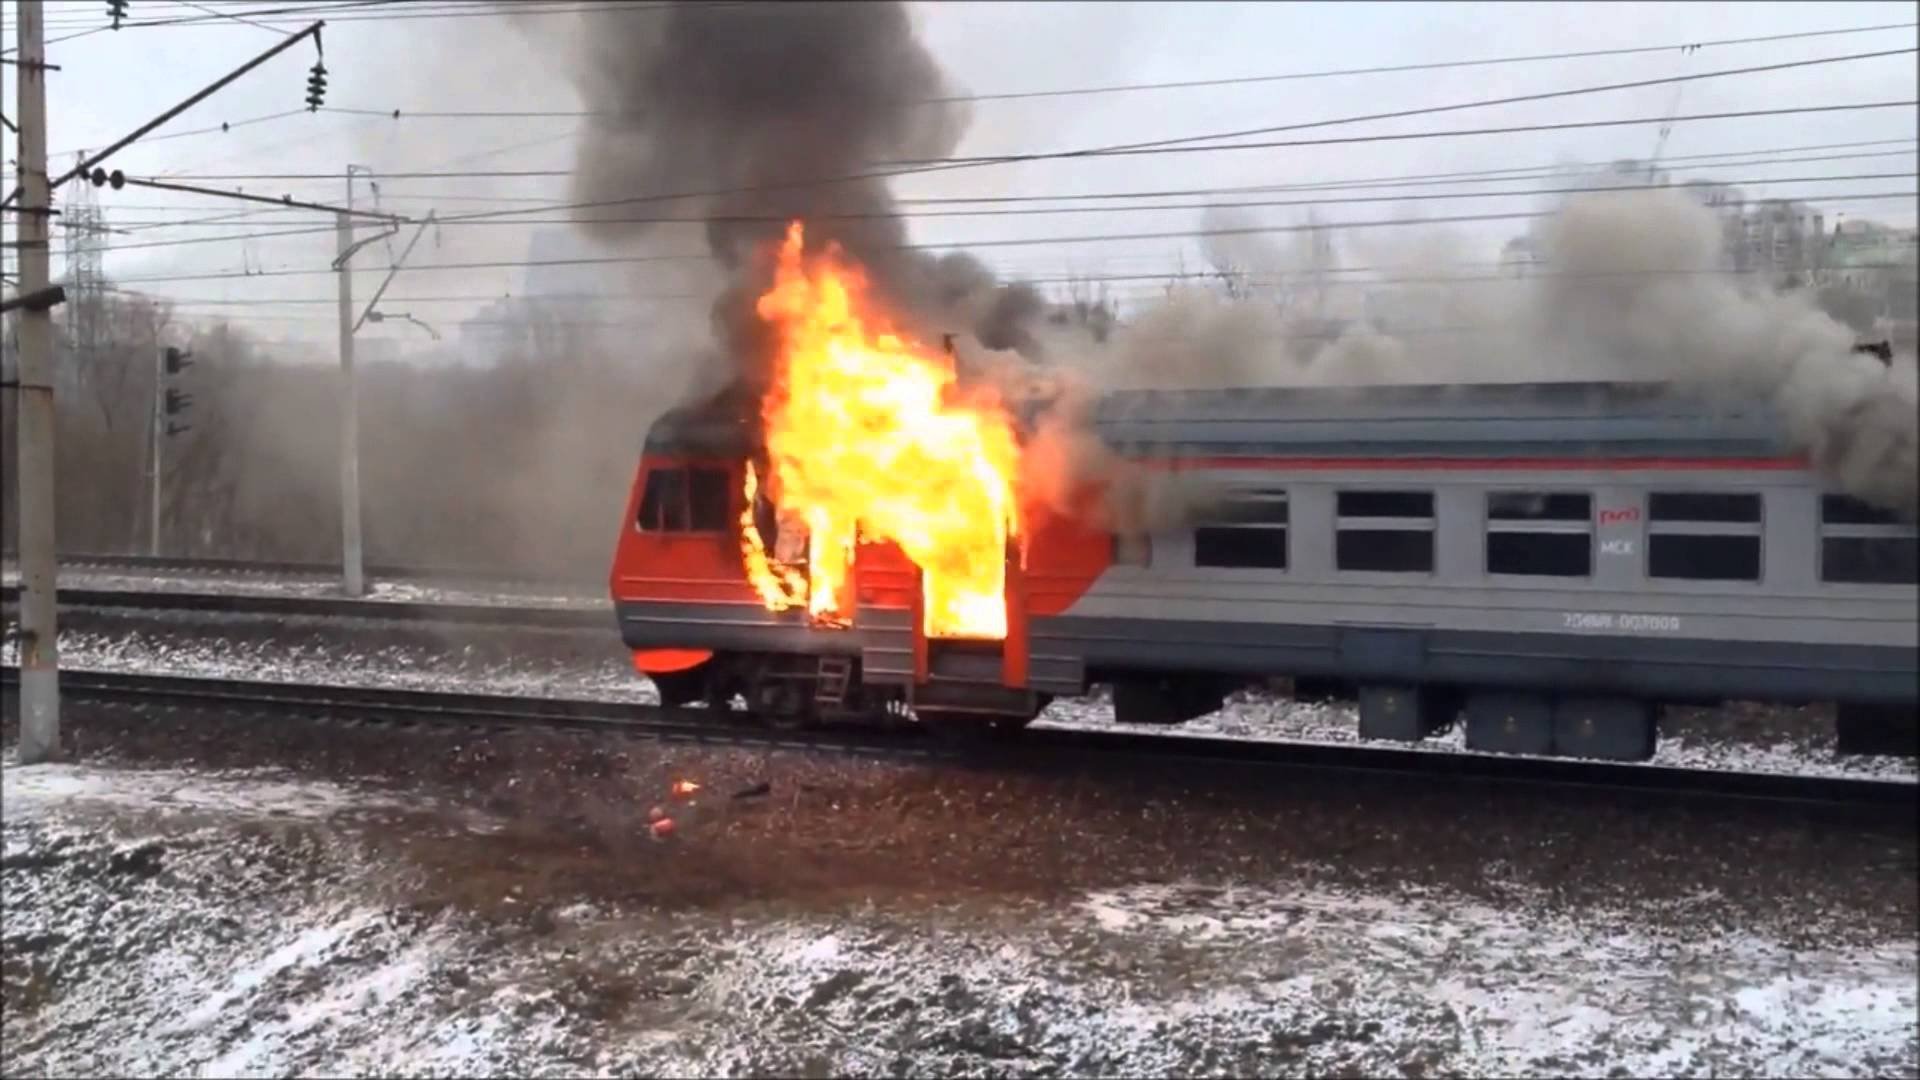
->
60, 152, 111, 369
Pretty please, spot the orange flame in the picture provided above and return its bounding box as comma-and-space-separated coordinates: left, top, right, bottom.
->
746, 222, 1020, 639
670, 779, 701, 798
739, 461, 807, 612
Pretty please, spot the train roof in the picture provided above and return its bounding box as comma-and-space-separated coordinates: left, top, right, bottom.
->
644, 380, 1791, 462
1088, 380, 1788, 461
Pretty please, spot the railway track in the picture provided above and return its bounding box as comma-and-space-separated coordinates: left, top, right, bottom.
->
0, 584, 608, 628
4, 667, 1912, 815
0, 552, 599, 593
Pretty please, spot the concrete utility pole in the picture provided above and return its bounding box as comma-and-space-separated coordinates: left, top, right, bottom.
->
335, 167, 364, 596
13, 0, 61, 763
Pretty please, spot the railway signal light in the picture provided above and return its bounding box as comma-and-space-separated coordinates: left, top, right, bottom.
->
305, 61, 328, 112
88, 167, 126, 190
165, 422, 192, 438
163, 345, 193, 375
164, 387, 193, 417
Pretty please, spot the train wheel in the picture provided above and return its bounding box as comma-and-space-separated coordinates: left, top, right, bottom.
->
649, 667, 710, 708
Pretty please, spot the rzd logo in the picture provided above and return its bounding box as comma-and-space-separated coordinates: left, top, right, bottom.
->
1598, 506, 1641, 525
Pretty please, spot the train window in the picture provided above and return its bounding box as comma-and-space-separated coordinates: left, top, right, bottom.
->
687, 469, 732, 532
1336, 490, 1433, 573
1195, 491, 1287, 570
1486, 491, 1592, 577
637, 469, 688, 532
1647, 491, 1761, 581
1338, 491, 1433, 519
638, 467, 730, 533
1821, 495, 1904, 526
1820, 495, 1918, 585
1488, 492, 1591, 521
1649, 492, 1761, 523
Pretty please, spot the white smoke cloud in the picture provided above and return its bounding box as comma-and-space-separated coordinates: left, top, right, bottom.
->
1034, 187, 1917, 518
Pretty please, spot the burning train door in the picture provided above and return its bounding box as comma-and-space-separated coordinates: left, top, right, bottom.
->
853, 535, 1039, 730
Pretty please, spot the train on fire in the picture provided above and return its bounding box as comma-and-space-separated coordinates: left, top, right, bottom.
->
609, 379, 1919, 761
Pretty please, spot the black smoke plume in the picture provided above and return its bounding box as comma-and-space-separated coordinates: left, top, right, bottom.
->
563, 0, 1043, 396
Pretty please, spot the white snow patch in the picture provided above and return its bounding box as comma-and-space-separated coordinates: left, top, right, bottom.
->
1037, 692, 1919, 782
2, 762, 388, 822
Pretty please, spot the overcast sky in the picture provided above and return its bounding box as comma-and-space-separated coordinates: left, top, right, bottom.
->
4, 0, 1915, 353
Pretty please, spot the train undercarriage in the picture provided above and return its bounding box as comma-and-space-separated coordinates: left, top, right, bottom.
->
645, 651, 1920, 760
647, 650, 1047, 738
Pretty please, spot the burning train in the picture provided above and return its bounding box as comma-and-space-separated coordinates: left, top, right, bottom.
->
609, 225, 1919, 762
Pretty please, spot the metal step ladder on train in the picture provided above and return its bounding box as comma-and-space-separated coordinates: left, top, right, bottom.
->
813, 655, 854, 711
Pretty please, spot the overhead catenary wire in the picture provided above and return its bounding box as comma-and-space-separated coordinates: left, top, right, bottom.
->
80, 176, 1920, 251
117, 260, 1920, 311
131, 136, 1920, 190
23, 0, 746, 39
46, 50, 1912, 227
90, 194, 1920, 288
27, 10, 1918, 100
869, 47, 1920, 169
76, 41, 1909, 209
83, 109, 1917, 243
367, 101, 1920, 227
141, 98, 1919, 188
87, 139, 1905, 212
173, 0, 297, 35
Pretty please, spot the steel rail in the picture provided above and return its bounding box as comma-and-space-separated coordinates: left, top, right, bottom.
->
3, 668, 1912, 815
0, 552, 598, 588
0, 585, 609, 629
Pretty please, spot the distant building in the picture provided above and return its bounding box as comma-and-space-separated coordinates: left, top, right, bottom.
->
1678, 180, 1827, 282
1817, 218, 1920, 339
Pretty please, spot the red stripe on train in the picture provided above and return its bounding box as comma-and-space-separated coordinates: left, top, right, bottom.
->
1139, 456, 1807, 472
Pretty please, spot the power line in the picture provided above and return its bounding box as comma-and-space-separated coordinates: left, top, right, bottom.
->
89, 193, 1920, 287
103, 139, 1904, 209
29, 18, 1909, 166
308, 20, 1920, 116
84, 176, 1920, 248
134, 100, 1920, 187
111, 99, 1911, 234
85, 144, 1918, 237
124, 259, 1920, 310
31, 1, 743, 34
879, 47, 1920, 168
50, 109, 315, 160
174, 0, 296, 35
357, 106, 1920, 239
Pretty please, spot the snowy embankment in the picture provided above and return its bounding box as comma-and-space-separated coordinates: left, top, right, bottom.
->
4, 760, 1914, 1078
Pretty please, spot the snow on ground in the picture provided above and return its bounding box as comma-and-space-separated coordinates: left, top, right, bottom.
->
0, 625, 661, 706
1038, 691, 1920, 782
3, 760, 1913, 1077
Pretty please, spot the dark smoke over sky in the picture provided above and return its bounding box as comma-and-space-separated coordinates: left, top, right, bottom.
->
564, 0, 1043, 388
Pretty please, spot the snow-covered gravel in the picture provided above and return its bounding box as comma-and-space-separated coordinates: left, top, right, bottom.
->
5, 760, 1914, 1077
3, 624, 661, 705
1040, 692, 1920, 781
